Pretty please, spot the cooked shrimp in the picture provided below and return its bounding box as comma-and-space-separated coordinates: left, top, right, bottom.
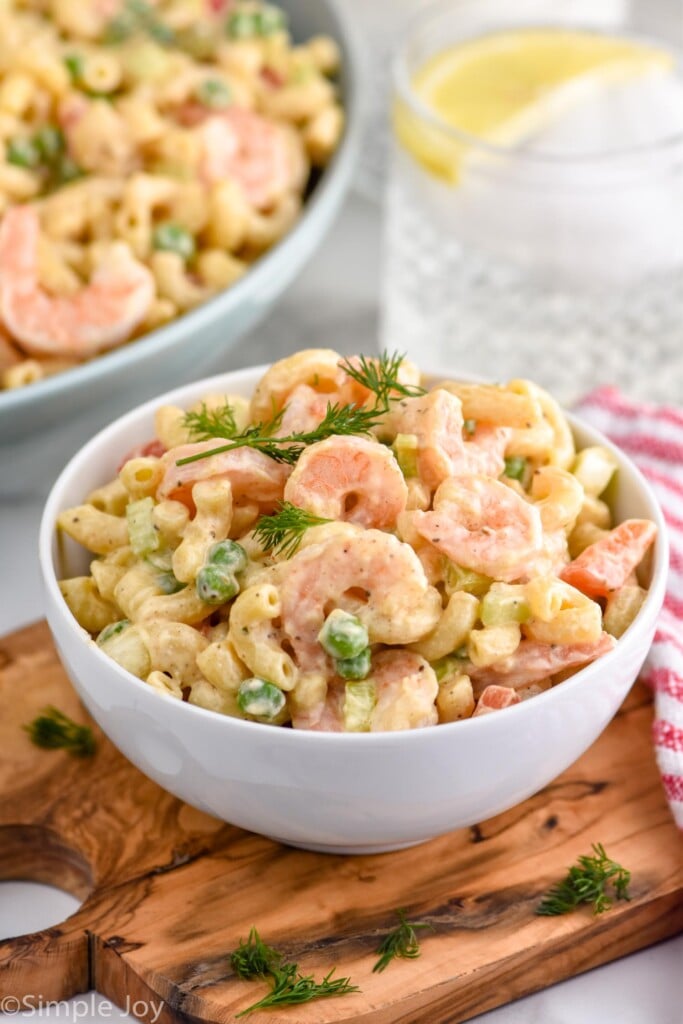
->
467, 632, 616, 692
157, 442, 291, 510
284, 435, 408, 529
0, 206, 154, 357
414, 476, 544, 582
386, 390, 511, 488
277, 383, 334, 435
250, 348, 347, 423
280, 529, 442, 673
387, 390, 465, 489
369, 650, 438, 731
463, 423, 511, 478
292, 679, 345, 732
199, 109, 306, 210
291, 651, 438, 732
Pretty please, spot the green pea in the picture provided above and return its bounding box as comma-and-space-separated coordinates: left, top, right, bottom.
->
6, 137, 41, 169
463, 418, 477, 436
503, 455, 528, 483
152, 221, 196, 261
208, 539, 247, 572
195, 78, 232, 109
34, 125, 65, 163
237, 677, 285, 720
318, 608, 369, 660
196, 564, 239, 604
336, 647, 372, 681
97, 620, 130, 645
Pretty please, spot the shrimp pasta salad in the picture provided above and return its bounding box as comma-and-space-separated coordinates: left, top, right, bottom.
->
56, 349, 657, 732
0, 1, 343, 391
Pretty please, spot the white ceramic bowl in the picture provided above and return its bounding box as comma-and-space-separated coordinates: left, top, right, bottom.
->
1, 0, 362, 497
39, 366, 669, 854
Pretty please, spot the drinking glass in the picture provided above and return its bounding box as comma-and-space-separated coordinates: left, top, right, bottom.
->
381, 0, 683, 403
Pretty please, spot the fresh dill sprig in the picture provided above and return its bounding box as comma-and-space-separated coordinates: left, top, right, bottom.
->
183, 401, 238, 441
175, 351, 420, 468
339, 351, 426, 410
24, 706, 96, 757
175, 402, 382, 467
236, 963, 359, 1017
535, 844, 631, 916
372, 909, 433, 973
230, 927, 283, 980
253, 501, 332, 559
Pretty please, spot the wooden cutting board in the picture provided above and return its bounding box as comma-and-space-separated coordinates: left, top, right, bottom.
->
0, 621, 681, 1024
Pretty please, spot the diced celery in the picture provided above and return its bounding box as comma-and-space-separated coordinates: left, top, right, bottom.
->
480, 583, 530, 626
97, 622, 151, 678
195, 78, 232, 109
126, 497, 160, 556
443, 561, 491, 597
120, 40, 171, 83
343, 680, 376, 732
431, 654, 467, 683
7, 137, 40, 169
34, 125, 65, 163
392, 433, 419, 478
152, 221, 196, 261
226, 10, 258, 38
64, 53, 85, 82
257, 4, 287, 35
503, 455, 528, 483
97, 619, 130, 645
53, 155, 82, 184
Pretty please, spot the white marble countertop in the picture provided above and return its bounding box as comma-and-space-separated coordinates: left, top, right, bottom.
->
1, 193, 681, 1024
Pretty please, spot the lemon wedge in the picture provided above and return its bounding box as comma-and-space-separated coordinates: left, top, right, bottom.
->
395, 29, 674, 183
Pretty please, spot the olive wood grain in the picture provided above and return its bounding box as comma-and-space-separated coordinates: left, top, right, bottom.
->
0, 621, 681, 1024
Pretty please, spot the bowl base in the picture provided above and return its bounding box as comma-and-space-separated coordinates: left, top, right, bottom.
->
267, 835, 432, 855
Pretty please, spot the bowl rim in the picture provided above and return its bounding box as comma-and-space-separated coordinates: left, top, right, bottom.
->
0, 0, 364, 417
39, 362, 670, 746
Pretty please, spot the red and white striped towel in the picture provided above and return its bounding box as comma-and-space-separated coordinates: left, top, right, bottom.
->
576, 387, 683, 830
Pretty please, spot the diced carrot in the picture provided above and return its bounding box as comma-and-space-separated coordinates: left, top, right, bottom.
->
561, 518, 656, 597
473, 685, 521, 716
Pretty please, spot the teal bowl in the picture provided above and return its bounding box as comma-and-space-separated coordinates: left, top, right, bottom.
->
1, 0, 362, 495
